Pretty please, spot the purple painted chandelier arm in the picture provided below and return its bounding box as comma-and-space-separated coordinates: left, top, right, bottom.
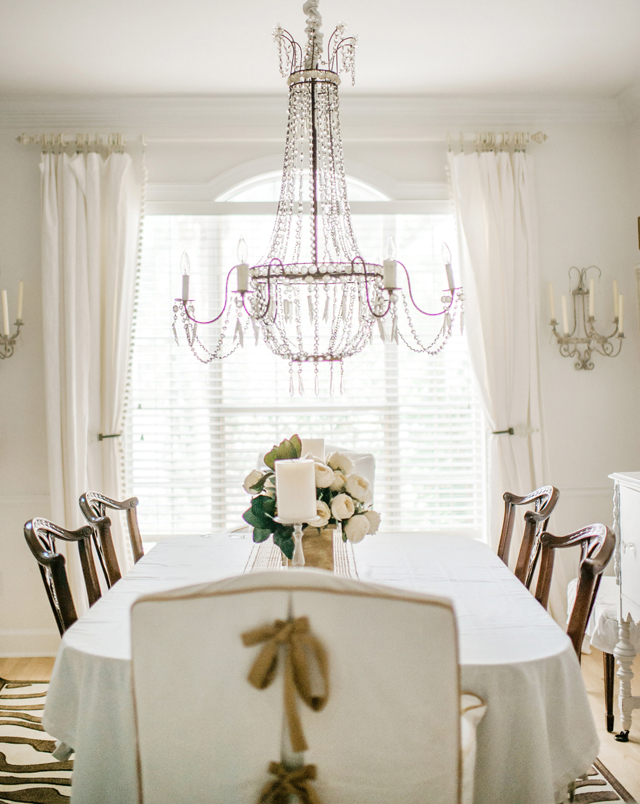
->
178, 266, 235, 325
398, 261, 457, 317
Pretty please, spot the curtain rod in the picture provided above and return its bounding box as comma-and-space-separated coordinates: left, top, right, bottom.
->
16, 131, 548, 147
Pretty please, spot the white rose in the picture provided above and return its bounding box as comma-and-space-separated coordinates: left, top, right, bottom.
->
243, 469, 264, 493
315, 462, 335, 489
330, 471, 346, 492
364, 510, 381, 534
327, 451, 354, 475
331, 493, 355, 521
344, 514, 370, 543
308, 500, 331, 529
361, 486, 373, 505
345, 473, 370, 502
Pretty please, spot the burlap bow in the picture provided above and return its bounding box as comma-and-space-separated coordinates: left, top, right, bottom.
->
258, 761, 321, 804
241, 616, 329, 752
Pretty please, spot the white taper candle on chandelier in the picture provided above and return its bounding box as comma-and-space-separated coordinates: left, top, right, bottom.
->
548, 282, 556, 322
618, 295, 624, 335
589, 279, 594, 318
383, 236, 397, 290
613, 280, 619, 318
181, 251, 190, 301
275, 458, 317, 523
17, 281, 23, 322
561, 295, 569, 335
300, 438, 325, 461
237, 264, 249, 293
442, 243, 455, 291
1, 290, 9, 337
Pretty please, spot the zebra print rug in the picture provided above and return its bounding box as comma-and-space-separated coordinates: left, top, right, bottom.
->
0, 678, 636, 803
0, 678, 71, 803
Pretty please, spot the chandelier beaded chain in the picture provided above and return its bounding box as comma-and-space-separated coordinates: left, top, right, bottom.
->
173, 0, 463, 377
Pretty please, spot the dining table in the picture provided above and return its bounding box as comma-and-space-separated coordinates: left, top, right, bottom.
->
42, 531, 599, 804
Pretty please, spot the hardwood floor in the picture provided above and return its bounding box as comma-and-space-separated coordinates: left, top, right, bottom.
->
0, 656, 55, 681
2, 650, 640, 798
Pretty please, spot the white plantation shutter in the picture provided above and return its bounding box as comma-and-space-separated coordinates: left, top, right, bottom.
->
125, 183, 485, 538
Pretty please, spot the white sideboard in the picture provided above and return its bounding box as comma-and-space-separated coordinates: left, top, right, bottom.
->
610, 471, 640, 741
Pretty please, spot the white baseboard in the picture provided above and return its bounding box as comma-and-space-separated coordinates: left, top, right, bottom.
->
0, 629, 60, 657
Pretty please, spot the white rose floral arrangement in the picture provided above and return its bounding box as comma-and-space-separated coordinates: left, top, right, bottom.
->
242, 434, 381, 560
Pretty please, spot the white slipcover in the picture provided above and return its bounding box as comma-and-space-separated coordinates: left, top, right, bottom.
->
131, 569, 465, 804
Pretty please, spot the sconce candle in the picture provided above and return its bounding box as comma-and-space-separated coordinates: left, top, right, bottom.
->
1, 290, 8, 337
549, 266, 624, 369
619, 295, 624, 335
561, 295, 569, 335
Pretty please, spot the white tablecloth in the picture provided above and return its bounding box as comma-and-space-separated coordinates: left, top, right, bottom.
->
43, 532, 598, 804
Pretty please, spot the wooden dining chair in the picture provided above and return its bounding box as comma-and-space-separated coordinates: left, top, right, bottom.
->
79, 492, 144, 579
497, 485, 559, 588
24, 517, 102, 635
533, 523, 615, 662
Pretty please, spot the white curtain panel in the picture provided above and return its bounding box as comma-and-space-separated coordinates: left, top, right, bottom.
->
40, 150, 140, 611
449, 150, 567, 621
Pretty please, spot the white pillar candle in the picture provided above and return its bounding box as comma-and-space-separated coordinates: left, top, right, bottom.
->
613, 280, 619, 318
300, 438, 325, 462
383, 259, 397, 290
548, 282, 556, 322
589, 278, 594, 318
17, 281, 24, 321
561, 295, 569, 335
1, 290, 9, 337
237, 263, 249, 293
619, 295, 624, 335
275, 458, 317, 523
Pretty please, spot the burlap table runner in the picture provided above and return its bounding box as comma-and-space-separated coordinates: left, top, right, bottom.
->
244, 529, 358, 578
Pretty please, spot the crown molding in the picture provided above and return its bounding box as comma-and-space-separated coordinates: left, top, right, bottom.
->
0, 93, 625, 136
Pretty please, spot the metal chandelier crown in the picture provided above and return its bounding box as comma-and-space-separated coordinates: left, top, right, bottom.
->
174, 0, 463, 389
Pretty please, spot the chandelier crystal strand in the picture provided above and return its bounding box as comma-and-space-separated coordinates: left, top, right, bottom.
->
175, 0, 463, 385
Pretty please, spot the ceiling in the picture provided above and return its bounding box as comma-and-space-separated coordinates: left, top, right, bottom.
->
1, 0, 639, 98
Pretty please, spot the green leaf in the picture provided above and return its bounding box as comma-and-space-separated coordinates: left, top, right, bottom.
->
252, 495, 277, 518
274, 531, 294, 560
243, 508, 271, 529
264, 435, 302, 469
253, 527, 273, 543
249, 470, 274, 493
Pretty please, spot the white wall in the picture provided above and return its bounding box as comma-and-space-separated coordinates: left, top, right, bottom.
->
0, 95, 637, 653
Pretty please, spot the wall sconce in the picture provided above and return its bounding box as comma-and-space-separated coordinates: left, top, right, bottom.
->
548, 267, 623, 370
1, 281, 24, 360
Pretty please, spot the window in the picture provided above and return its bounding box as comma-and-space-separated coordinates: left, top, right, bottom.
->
125, 174, 485, 538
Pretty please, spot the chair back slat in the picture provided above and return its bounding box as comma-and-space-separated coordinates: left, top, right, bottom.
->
24, 518, 99, 635
80, 491, 143, 582
497, 486, 559, 588
534, 523, 615, 660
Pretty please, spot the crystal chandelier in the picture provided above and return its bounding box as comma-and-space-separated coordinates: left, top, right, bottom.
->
174, 0, 463, 387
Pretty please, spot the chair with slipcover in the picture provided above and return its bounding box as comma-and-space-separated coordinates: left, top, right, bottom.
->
131, 569, 485, 804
